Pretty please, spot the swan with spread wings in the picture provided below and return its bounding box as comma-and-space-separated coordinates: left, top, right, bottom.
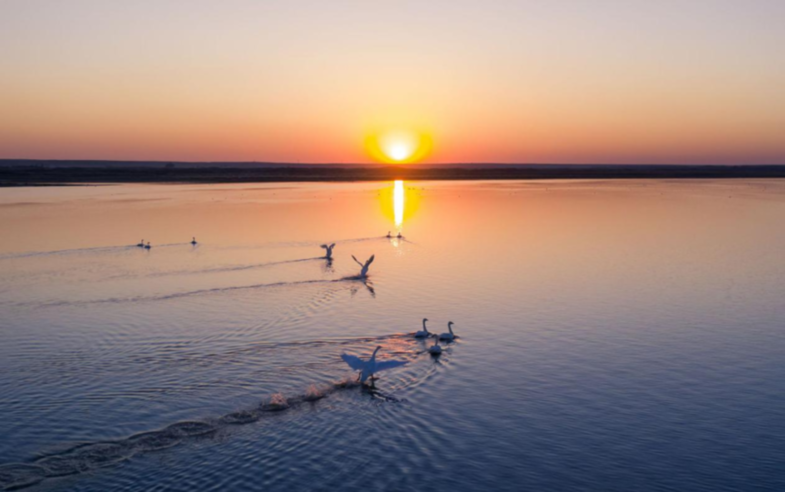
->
341, 346, 407, 385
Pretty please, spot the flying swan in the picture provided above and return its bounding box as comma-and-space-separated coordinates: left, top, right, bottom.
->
321, 243, 336, 259
341, 346, 407, 385
352, 254, 375, 278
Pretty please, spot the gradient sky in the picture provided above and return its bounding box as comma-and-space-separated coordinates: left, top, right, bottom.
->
1, 0, 784, 164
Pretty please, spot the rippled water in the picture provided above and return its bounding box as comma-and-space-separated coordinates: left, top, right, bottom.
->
1, 180, 785, 491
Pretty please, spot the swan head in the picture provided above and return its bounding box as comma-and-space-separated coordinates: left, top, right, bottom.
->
373, 345, 382, 355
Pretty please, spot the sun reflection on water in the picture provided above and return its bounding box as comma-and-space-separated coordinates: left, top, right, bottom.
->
394, 180, 404, 228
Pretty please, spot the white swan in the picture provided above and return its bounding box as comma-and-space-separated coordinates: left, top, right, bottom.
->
351, 254, 374, 278
341, 346, 407, 384
191, 237, 197, 245
428, 337, 442, 355
144, 242, 151, 250
320, 243, 336, 259
414, 318, 430, 338
137, 239, 144, 247
439, 321, 456, 341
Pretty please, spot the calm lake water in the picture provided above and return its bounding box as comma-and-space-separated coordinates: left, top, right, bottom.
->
1, 179, 784, 491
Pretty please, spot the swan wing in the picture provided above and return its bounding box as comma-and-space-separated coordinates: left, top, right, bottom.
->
374, 359, 407, 372
365, 255, 375, 267
341, 353, 366, 371
330, 243, 336, 249
320, 244, 328, 249
352, 255, 363, 267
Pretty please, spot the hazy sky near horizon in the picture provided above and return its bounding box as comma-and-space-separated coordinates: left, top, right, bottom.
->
1, 0, 784, 164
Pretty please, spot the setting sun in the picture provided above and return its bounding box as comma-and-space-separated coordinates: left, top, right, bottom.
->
365, 130, 433, 164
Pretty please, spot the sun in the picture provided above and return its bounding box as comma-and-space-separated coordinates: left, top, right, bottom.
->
386, 141, 414, 162
365, 130, 432, 164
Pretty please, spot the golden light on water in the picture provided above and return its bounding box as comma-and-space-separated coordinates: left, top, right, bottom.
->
379, 180, 419, 231
394, 180, 404, 227
365, 130, 433, 164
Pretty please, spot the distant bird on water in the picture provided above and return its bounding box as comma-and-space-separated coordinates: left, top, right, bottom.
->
439, 321, 456, 341
144, 242, 151, 250
341, 346, 407, 385
191, 237, 197, 245
386, 231, 392, 238
352, 254, 374, 278
137, 239, 145, 247
321, 243, 336, 259
414, 318, 430, 338
397, 232, 402, 239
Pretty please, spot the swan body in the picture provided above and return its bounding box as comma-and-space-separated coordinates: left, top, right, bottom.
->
386, 231, 391, 238
439, 321, 456, 341
191, 237, 197, 245
341, 346, 407, 384
414, 318, 430, 338
320, 243, 336, 259
352, 254, 374, 278
136, 240, 144, 247
396, 232, 402, 239
428, 337, 442, 355
144, 242, 151, 250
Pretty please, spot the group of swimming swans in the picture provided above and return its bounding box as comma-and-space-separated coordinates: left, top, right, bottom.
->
341, 319, 458, 386
135, 237, 198, 250
416, 318, 457, 355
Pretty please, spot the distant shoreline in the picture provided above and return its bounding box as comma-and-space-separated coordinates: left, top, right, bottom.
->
2, 161, 785, 186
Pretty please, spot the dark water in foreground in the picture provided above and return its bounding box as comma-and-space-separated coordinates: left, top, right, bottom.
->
1, 180, 784, 491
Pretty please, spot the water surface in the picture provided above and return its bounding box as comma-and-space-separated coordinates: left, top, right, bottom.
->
1, 179, 784, 491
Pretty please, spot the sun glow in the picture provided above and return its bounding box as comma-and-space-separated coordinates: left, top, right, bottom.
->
365, 130, 433, 164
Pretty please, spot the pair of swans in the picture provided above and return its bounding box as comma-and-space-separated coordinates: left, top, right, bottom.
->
415, 318, 457, 341
386, 231, 403, 239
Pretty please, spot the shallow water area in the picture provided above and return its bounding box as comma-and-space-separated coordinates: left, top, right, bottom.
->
1, 179, 785, 491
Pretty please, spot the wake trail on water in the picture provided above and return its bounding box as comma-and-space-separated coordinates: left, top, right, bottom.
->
6, 277, 368, 310
0, 337, 434, 491
0, 243, 189, 261
143, 257, 323, 278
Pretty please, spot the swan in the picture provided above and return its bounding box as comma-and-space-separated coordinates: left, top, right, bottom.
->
137, 239, 144, 247
144, 242, 151, 250
396, 232, 402, 239
439, 321, 456, 341
386, 231, 391, 238
341, 346, 407, 385
351, 254, 374, 278
414, 318, 430, 338
191, 237, 197, 245
320, 243, 336, 259
428, 337, 442, 356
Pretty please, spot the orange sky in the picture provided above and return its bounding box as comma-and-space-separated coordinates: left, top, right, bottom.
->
1, 1, 784, 164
